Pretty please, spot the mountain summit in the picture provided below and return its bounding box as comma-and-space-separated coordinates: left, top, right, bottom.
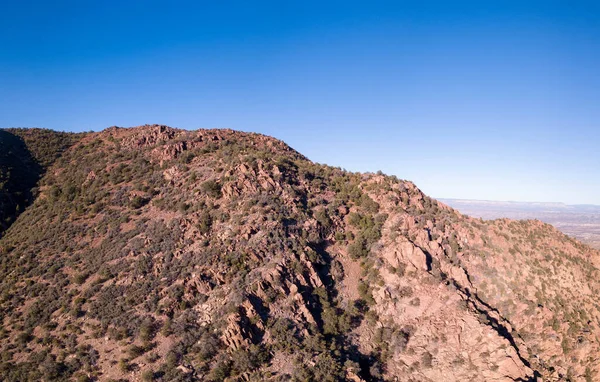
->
0, 125, 599, 381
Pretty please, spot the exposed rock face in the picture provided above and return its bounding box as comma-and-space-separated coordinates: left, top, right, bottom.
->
0, 125, 599, 382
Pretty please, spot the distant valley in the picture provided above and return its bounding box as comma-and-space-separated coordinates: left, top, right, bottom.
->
440, 199, 600, 249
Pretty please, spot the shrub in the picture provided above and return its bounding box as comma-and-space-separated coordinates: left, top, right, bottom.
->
358, 281, 375, 306
201, 180, 222, 198
129, 196, 148, 209
118, 358, 130, 372
231, 345, 270, 374
128, 344, 145, 359
209, 358, 232, 381
139, 318, 155, 342
269, 318, 300, 352
73, 272, 90, 285
198, 211, 212, 234
421, 351, 433, 368
141, 370, 155, 381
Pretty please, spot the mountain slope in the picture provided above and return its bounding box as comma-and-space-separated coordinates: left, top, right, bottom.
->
0, 125, 599, 382
0, 128, 83, 238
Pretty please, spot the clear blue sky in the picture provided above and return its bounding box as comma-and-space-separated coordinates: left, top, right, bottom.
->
1, 1, 599, 204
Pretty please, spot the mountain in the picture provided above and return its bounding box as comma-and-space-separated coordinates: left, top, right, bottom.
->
1, 125, 599, 382
440, 199, 600, 249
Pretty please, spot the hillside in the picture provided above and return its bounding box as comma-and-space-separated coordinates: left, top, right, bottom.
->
1, 125, 599, 382
0, 128, 84, 238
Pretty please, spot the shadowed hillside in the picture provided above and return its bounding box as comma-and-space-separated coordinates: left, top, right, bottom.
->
0, 125, 599, 382
0, 129, 83, 237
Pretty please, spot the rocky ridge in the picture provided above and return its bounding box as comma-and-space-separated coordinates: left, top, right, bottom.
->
0, 125, 599, 382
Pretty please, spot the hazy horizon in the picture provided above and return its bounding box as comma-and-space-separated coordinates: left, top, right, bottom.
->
438, 197, 600, 207
2, 1, 599, 204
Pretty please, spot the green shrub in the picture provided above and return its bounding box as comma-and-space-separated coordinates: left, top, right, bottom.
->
142, 370, 155, 381
72, 272, 90, 285
129, 196, 148, 209
201, 180, 222, 198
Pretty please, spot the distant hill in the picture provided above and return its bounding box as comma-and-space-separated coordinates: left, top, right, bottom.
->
1, 125, 599, 381
441, 198, 600, 249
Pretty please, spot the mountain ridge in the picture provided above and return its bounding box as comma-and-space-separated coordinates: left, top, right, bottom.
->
0, 125, 599, 382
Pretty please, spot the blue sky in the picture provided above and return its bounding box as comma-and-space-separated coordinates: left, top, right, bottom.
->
1, 1, 599, 204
